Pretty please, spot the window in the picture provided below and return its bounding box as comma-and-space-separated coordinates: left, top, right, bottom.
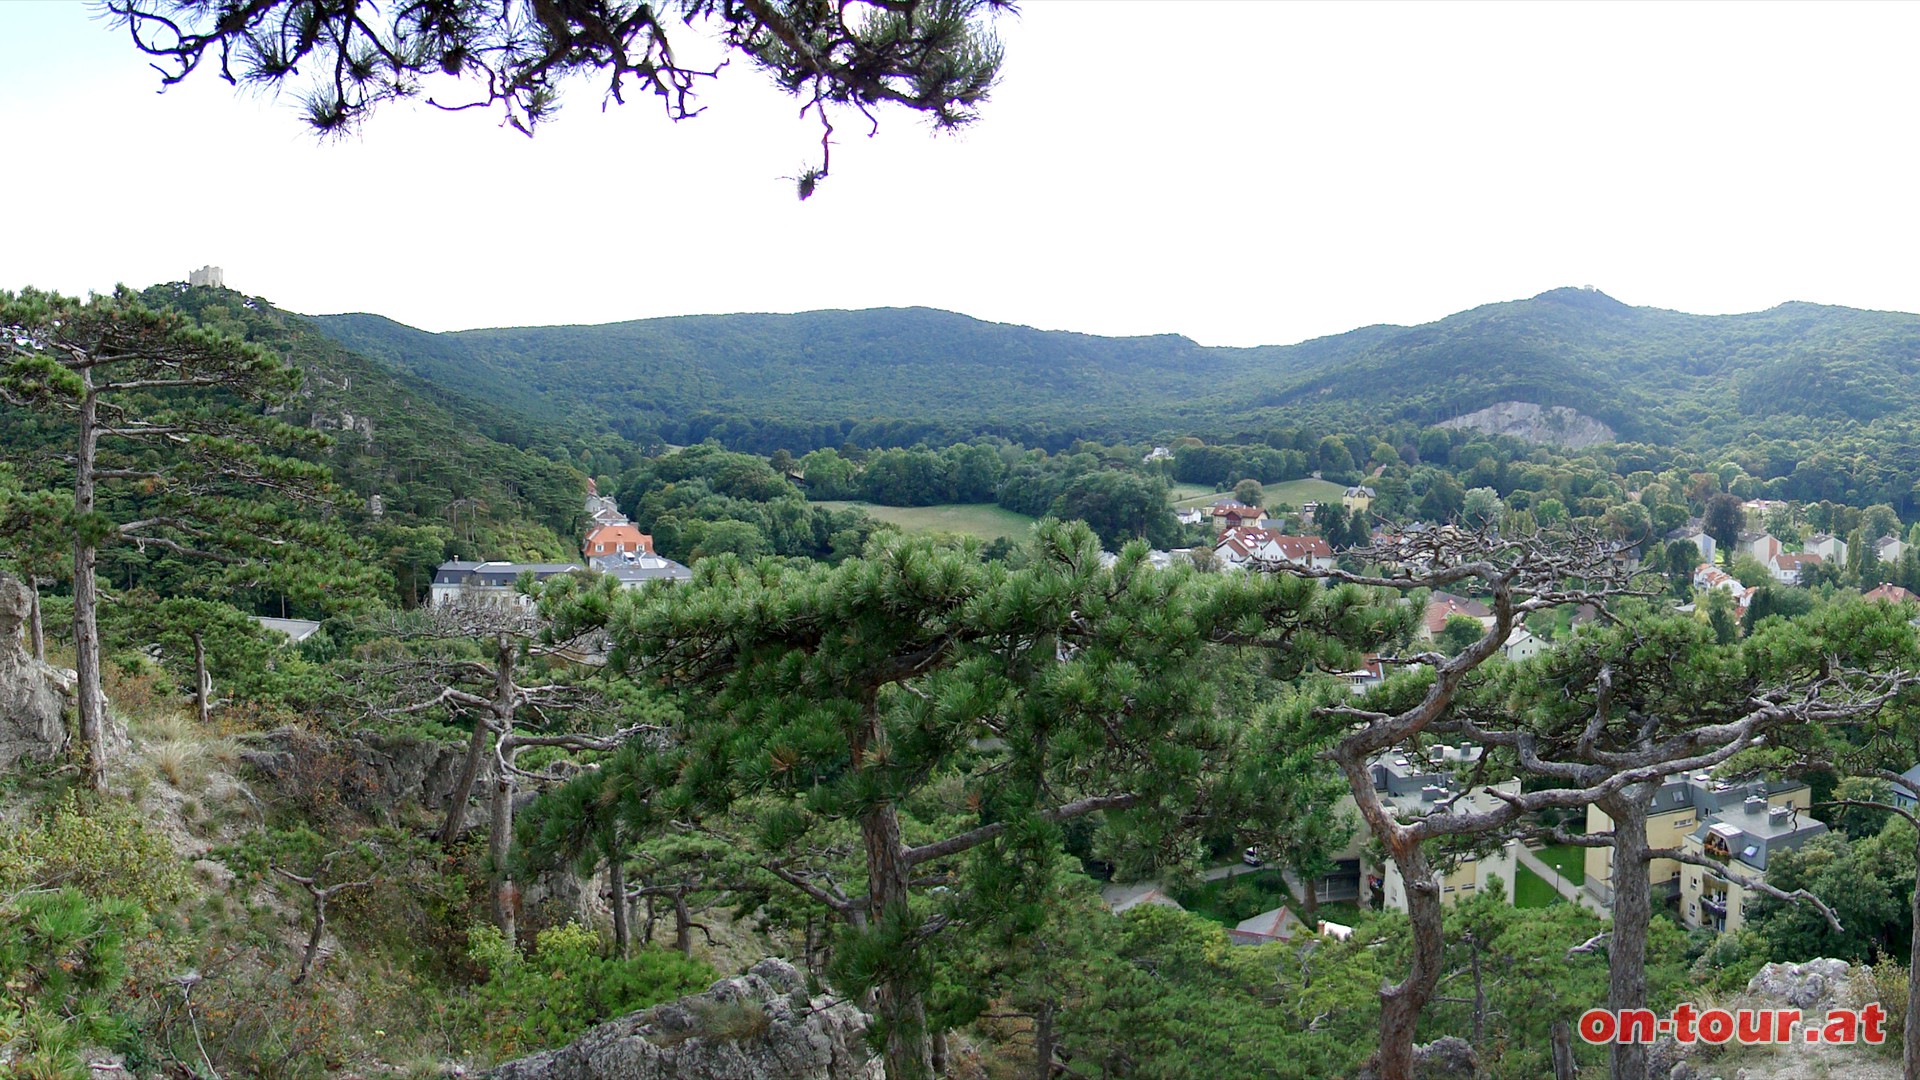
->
1670, 817, 1693, 829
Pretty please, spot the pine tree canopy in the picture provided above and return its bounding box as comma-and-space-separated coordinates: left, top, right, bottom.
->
103, 0, 1011, 197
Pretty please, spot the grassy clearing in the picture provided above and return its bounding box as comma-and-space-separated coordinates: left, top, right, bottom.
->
1168, 478, 1348, 510
1514, 864, 1564, 909
1168, 482, 1223, 503
1535, 843, 1587, 885
812, 501, 1037, 543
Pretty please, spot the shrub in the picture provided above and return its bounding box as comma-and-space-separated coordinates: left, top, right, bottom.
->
0, 791, 187, 911
0, 888, 145, 1077
1868, 959, 1908, 1056
461, 921, 713, 1061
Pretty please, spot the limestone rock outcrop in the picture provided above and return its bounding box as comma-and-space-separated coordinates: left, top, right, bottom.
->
1436, 401, 1616, 449
0, 574, 72, 769
486, 958, 879, 1080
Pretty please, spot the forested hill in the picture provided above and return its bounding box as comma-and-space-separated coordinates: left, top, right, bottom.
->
316, 306, 1322, 451
137, 286, 632, 592
314, 289, 1920, 454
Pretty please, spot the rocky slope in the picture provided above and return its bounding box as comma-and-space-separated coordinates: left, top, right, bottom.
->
486, 958, 879, 1080
1435, 401, 1617, 448
0, 574, 71, 769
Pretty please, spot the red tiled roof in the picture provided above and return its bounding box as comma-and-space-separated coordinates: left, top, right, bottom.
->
1216, 528, 1331, 563
1424, 592, 1492, 635
584, 523, 653, 557
1864, 584, 1917, 604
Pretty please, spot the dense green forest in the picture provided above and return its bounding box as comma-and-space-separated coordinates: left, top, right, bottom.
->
315, 288, 1920, 458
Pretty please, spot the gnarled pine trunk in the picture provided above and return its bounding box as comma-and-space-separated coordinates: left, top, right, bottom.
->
489, 755, 518, 943
1375, 840, 1444, 1080
72, 385, 108, 793
863, 800, 932, 1080
1599, 786, 1655, 1080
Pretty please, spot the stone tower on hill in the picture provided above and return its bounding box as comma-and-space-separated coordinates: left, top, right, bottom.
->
187, 265, 224, 288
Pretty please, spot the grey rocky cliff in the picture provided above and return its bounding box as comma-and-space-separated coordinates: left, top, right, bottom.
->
0, 573, 72, 769
241, 726, 474, 823
487, 958, 879, 1080
1435, 401, 1616, 449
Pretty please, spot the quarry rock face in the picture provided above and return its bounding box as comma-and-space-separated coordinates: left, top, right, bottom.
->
1436, 401, 1617, 448
486, 958, 880, 1080
0, 574, 71, 769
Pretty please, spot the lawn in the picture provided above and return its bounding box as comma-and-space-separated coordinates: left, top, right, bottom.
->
1168, 482, 1222, 504
1174, 869, 1296, 927
1169, 478, 1348, 511
1534, 843, 1588, 885
812, 501, 1037, 543
1513, 864, 1565, 909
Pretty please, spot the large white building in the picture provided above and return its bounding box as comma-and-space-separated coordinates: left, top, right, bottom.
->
1370, 745, 1521, 911
429, 554, 690, 607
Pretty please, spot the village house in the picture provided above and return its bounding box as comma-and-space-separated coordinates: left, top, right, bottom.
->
1734, 531, 1781, 566
1876, 535, 1906, 564
1214, 528, 1335, 571
429, 561, 588, 608
432, 553, 690, 607
1805, 533, 1847, 564
1143, 446, 1174, 463
1228, 905, 1306, 946
595, 551, 695, 585
1894, 764, 1920, 812
1692, 564, 1755, 617
1766, 551, 1821, 585
1342, 485, 1376, 513
1336, 654, 1388, 695
1863, 583, 1918, 605
584, 480, 628, 526
1583, 775, 1823, 935
1421, 591, 1495, 639
1209, 500, 1265, 530
1371, 745, 1520, 912
1665, 522, 1716, 564
1500, 626, 1545, 662
584, 521, 654, 560
252, 616, 323, 645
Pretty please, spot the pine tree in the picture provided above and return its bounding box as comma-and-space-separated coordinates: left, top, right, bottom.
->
0, 287, 357, 792
591, 521, 1402, 1079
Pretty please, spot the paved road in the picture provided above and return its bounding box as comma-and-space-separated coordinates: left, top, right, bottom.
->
1516, 845, 1609, 917
1201, 860, 1265, 882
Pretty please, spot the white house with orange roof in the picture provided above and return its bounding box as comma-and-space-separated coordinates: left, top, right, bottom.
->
584, 522, 654, 560
1214, 528, 1334, 571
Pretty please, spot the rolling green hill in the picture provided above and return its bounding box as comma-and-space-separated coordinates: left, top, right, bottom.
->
313, 290, 1920, 455
144, 286, 612, 566
317, 306, 1319, 451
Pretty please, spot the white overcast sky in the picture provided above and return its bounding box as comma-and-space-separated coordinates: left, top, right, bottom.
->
2, 1, 1917, 347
